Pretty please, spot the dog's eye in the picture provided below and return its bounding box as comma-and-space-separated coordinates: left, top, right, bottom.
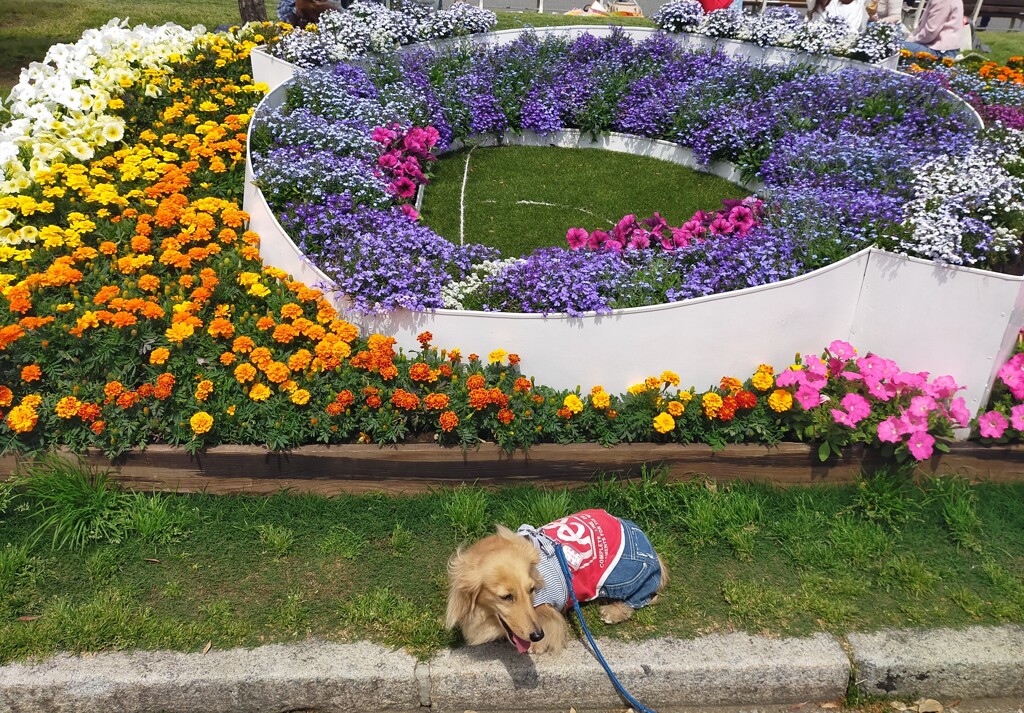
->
529, 586, 536, 594
501, 594, 514, 602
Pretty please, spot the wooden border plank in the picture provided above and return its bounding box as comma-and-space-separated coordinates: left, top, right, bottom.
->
1, 443, 1022, 495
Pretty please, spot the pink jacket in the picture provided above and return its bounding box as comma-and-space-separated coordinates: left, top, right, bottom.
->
910, 0, 965, 51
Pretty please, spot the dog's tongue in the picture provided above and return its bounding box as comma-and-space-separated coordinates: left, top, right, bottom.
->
511, 633, 531, 653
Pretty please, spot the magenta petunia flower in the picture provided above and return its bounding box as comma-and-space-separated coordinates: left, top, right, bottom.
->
566, 227, 589, 250
604, 239, 624, 253
795, 384, 822, 410
906, 431, 935, 460
671, 227, 691, 248
828, 340, 857, 360
587, 230, 608, 250
400, 203, 419, 221
948, 397, 971, 428
978, 410, 1009, 438
391, 176, 417, 198
628, 229, 651, 250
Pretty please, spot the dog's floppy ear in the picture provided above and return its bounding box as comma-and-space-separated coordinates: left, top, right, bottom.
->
445, 545, 483, 630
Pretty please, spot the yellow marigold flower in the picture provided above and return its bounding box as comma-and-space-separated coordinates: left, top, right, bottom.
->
563, 394, 584, 414
488, 349, 508, 364
677, 391, 694, 404
55, 396, 82, 419
757, 364, 774, 376
667, 400, 685, 417
7, 404, 38, 433
290, 389, 311, 406
248, 282, 270, 298
190, 411, 214, 434
237, 271, 260, 287
702, 392, 723, 418
249, 383, 272, 402
653, 412, 675, 434
591, 389, 611, 410
165, 322, 195, 343
226, 405, 236, 416
149, 347, 170, 365
768, 389, 794, 413
660, 370, 680, 387
645, 376, 660, 390
751, 370, 774, 392
627, 382, 648, 395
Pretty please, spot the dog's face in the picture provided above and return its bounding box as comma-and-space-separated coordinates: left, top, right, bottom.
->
445, 526, 547, 653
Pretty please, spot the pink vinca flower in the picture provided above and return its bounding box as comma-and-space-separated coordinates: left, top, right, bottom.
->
906, 431, 935, 461
978, 410, 1009, 438
566, 227, 589, 250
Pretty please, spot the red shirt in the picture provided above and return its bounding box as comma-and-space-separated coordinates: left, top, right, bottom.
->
540, 509, 626, 602
699, 0, 734, 11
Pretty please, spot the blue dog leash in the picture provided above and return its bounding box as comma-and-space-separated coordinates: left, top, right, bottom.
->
554, 543, 658, 713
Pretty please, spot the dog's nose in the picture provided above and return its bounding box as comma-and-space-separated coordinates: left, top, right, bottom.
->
529, 630, 544, 642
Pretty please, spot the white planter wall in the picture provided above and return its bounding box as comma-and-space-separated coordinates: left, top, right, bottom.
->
245, 28, 1016, 431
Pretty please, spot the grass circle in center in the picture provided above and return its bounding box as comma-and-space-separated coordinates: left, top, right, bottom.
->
418, 145, 750, 257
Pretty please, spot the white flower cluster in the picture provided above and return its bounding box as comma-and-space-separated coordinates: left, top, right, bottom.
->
441, 257, 521, 310
899, 143, 1024, 265
271, 1, 496, 67
652, 2, 898, 60
0, 18, 205, 196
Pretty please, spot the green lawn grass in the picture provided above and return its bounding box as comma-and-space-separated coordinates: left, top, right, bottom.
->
1, 464, 1022, 663
419, 145, 749, 257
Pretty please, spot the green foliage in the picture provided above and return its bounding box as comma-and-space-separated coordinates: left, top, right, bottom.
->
441, 484, 490, 541
23, 458, 132, 550
925, 476, 983, 552
849, 467, 921, 531
256, 523, 295, 557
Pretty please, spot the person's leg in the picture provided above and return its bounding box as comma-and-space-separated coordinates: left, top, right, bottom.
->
903, 40, 939, 55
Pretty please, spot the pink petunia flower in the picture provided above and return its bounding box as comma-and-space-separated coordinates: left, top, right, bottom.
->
998, 353, 1024, 400
908, 395, 937, 420
391, 176, 417, 198
775, 369, 804, 388
926, 374, 961, 400
840, 393, 871, 424
828, 340, 857, 360
604, 239, 624, 253
978, 410, 1009, 438
400, 203, 419, 221
627, 229, 651, 250
795, 384, 823, 410
587, 230, 608, 250
831, 408, 856, 428
878, 417, 902, 443
906, 431, 935, 460
1010, 404, 1024, 431
948, 397, 971, 428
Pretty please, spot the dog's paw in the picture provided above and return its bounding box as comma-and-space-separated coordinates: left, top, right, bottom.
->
599, 601, 635, 624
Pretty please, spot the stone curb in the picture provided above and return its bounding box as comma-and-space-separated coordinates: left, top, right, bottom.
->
0, 627, 1022, 712
849, 625, 1024, 701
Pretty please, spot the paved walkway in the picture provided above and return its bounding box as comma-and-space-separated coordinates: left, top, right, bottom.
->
1, 625, 1022, 712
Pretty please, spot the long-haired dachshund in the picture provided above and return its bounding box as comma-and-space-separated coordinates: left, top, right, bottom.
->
445, 509, 667, 654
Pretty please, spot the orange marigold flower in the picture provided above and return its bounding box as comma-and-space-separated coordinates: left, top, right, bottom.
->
78, 402, 101, 422
232, 336, 255, 353
256, 316, 275, 331
116, 391, 139, 409
55, 396, 82, 419
104, 381, 125, 402
0, 386, 12, 407
99, 241, 118, 255
556, 407, 572, 419
234, 363, 257, 383
263, 361, 290, 384
508, 353, 520, 366
154, 373, 176, 400
190, 411, 214, 434
195, 379, 214, 401
288, 350, 313, 372
513, 377, 532, 393
249, 346, 272, 367
366, 395, 382, 409
20, 364, 42, 382
325, 402, 344, 416
497, 408, 515, 425
137, 383, 154, 398
150, 347, 170, 365
273, 323, 298, 343
424, 393, 450, 410
438, 364, 453, 378
208, 318, 235, 339
93, 285, 120, 305
335, 390, 355, 409
719, 395, 738, 422
379, 364, 399, 381
735, 390, 757, 409
720, 376, 742, 394
91, 420, 106, 435
391, 388, 420, 410
468, 388, 490, 410
417, 331, 432, 347
409, 363, 437, 382
666, 400, 685, 417
439, 410, 459, 432
131, 235, 152, 253
219, 351, 236, 365
280, 303, 303, 319
466, 374, 486, 390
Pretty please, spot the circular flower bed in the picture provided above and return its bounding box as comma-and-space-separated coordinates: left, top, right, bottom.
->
251, 29, 1012, 316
